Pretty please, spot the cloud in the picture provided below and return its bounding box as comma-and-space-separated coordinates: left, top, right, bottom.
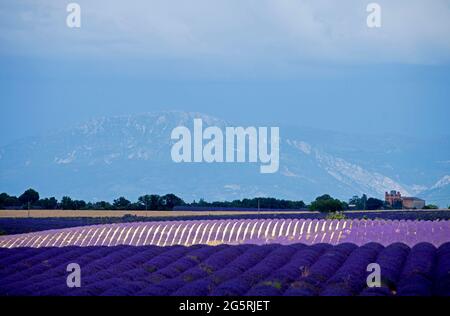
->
1, 0, 450, 65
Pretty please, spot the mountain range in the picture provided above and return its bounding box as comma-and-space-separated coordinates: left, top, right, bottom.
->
0, 111, 449, 206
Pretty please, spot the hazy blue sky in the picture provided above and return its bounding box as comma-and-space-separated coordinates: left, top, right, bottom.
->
1, 0, 450, 146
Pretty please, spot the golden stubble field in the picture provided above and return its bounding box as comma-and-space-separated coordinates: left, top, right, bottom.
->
0, 209, 317, 218
0, 209, 447, 218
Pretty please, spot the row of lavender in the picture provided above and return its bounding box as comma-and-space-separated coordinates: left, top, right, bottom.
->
1, 242, 449, 296
2, 210, 450, 236
1, 219, 449, 248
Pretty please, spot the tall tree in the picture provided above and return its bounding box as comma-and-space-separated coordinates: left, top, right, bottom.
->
37, 197, 58, 209
61, 196, 74, 210
18, 188, 40, 209
138, 195, 161, 210
309, 194, 345, 213
113, 197, 131, 210
160, 194, 185, 210
366, 198, 384, 210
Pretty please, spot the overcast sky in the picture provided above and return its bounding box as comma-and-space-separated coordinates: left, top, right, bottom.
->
1, 0, 450, 145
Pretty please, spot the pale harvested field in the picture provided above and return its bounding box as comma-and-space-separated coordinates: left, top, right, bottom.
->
0, 209, 318, 218
0, 209, 448, 218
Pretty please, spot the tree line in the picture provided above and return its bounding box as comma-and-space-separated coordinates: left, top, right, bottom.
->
0, 188, 443, 212
189, 197, 306, 210
0, 189, 185, 211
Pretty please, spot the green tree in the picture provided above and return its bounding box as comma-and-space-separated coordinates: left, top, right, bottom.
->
361, 194, 368, 210
92, 201, 113, 210
315, 194, 332, 201
197, 199, 208, 207
138, 195, 161, 210
73, 200, 87, 210
190, 197, 305, 210
61, 196, 74, 210
61, 197, 86, 210
423, 204, 438, 209
366, 198, 384, 210
19, 188, 40, 209
37, 197, 58, 209
160, 194, 185, 210
309, 195, 345, 213
4, 195, 20, 208
113, 197, 131, 210
0, 193, 8, 209
349, 194, 368, 210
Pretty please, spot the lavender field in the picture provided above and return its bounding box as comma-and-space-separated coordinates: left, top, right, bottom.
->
0, 219, 449, 296
0, 242, 449, 296
0, 219, 449, 249
1, 210, 450, 236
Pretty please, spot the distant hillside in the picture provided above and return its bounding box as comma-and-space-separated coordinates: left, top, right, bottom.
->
0, 111, 449, 206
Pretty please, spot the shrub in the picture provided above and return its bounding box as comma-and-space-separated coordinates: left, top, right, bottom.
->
326, 212, 347, 220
